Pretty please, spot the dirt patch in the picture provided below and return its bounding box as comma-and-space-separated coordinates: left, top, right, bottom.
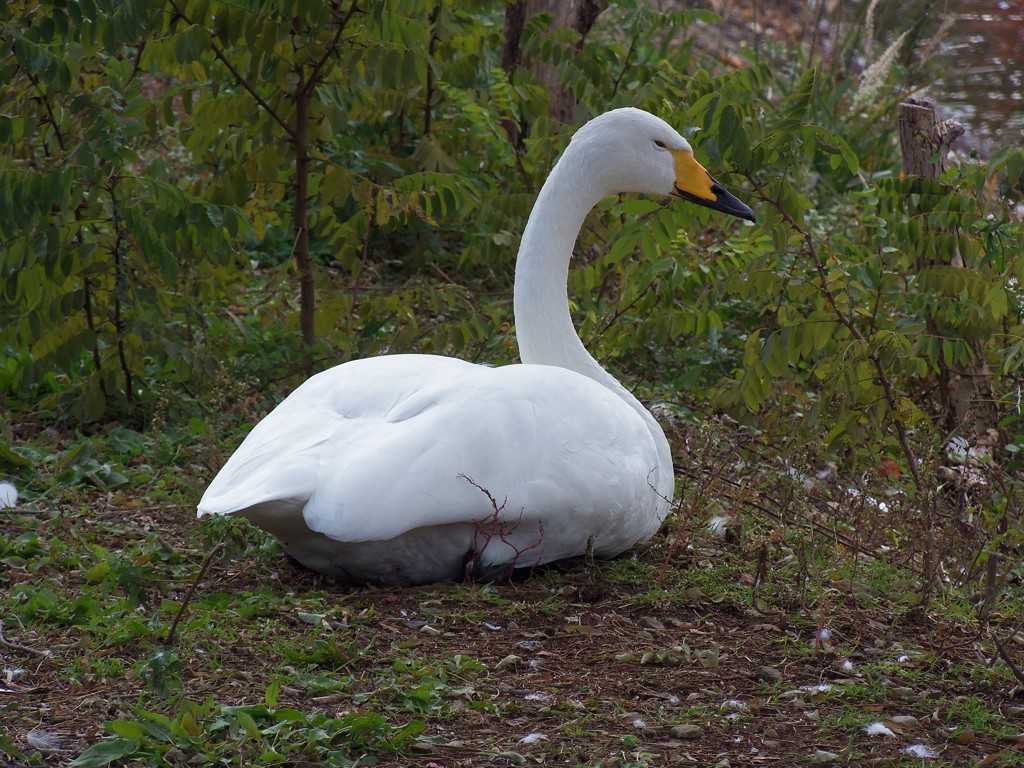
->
3, 497, 1019, 766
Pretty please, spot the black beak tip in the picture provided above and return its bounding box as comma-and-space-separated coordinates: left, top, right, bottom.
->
679, 176, 756, 223
711, 187, 756, 223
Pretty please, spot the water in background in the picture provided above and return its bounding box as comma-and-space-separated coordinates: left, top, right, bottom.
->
917, 0, 1024, 152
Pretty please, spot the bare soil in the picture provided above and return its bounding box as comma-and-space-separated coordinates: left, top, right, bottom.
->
3, 497, 1020, 767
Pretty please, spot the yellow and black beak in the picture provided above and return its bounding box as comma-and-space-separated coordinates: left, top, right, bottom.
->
670, 149, 755, 222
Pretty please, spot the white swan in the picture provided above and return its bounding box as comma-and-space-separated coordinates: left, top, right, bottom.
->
197, 108, 754, 585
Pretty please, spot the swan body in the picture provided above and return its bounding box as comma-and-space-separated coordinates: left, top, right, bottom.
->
198, 107, 754, 585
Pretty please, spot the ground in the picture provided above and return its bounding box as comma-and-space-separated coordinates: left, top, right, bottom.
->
2, 436, 1022, 766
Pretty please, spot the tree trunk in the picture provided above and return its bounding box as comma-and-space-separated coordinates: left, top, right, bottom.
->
424, 3, 442, 136
501, 0, 608, 138
293, 74, 316, 364
898, 98, 1001, 450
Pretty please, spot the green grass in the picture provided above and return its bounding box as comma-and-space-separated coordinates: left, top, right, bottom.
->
2, 418, 1023, 767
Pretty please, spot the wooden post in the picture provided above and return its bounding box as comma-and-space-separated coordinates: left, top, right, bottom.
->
898, 97, 964, 181
897, 98, 1001, 451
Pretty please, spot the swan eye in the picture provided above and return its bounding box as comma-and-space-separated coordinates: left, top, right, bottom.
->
654, 140, 667, 149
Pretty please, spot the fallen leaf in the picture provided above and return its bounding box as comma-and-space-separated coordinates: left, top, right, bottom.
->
956, 728, 977, 745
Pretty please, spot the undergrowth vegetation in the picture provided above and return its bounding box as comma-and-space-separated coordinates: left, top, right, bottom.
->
2, 0, 1024, 765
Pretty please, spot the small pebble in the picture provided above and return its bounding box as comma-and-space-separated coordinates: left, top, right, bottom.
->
719, 699, 748, 713
670, 724, 704, 740
491, 751, 527, 765
755, 665, 783, 684
890, 715, 920, 727
809, 749, 841, 763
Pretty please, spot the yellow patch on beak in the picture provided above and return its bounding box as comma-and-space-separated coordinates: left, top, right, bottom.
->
670, 149, 717, 202
668, 148, 756, 222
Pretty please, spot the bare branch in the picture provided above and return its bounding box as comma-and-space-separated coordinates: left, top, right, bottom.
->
459, 474, 544, 580
991, 632, 1024, 687
166, 0, 295, 138
25, 67, 65, 152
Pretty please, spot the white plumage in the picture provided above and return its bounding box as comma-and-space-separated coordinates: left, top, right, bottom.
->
198, 108, 754, 584
0, 482, 18, 509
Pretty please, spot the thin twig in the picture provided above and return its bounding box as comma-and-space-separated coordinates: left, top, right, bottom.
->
674, 464, 860, 554
459, 474, 543, 581
166, 0, 294, 138
991, 632, 1024, 687
164, 543, 226, 646
25, 68, 65, 151
301, 0, 358, 97
745, 172, 924, 492
0, 619, 49, 658
608, 27, 639, 100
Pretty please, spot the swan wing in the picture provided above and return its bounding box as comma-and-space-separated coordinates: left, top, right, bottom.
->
198, 354, 666, 559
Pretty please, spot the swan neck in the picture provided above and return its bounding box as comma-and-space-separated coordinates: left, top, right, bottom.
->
511, 143, 654, 419
513, 148, 599, 373
512, 136, 674, 504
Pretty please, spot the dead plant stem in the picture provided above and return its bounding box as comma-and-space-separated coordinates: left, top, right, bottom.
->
0, 619, 49, 657
991, 632, 1024, 687
164, 543, 226, 646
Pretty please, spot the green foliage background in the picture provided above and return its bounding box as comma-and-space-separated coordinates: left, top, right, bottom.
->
2, 0, 1023, 483
3, 3, 1024, 764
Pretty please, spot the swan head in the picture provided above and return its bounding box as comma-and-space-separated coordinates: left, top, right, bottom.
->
569, 108, 755, 222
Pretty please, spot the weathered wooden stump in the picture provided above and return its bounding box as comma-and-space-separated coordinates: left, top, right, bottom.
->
898, 97, 964, 181
897, 98, 1000, 452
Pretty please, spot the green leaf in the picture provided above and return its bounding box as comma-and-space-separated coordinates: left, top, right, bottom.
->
0, 442, 32, 468
106, 720, 145, 740
71, 738, 141, 767
235, 709, 262, 739
1003, 338, 1024, 375
987, 285, 1008, 321
265, 681, 280, 708
84, 560, 111, 583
